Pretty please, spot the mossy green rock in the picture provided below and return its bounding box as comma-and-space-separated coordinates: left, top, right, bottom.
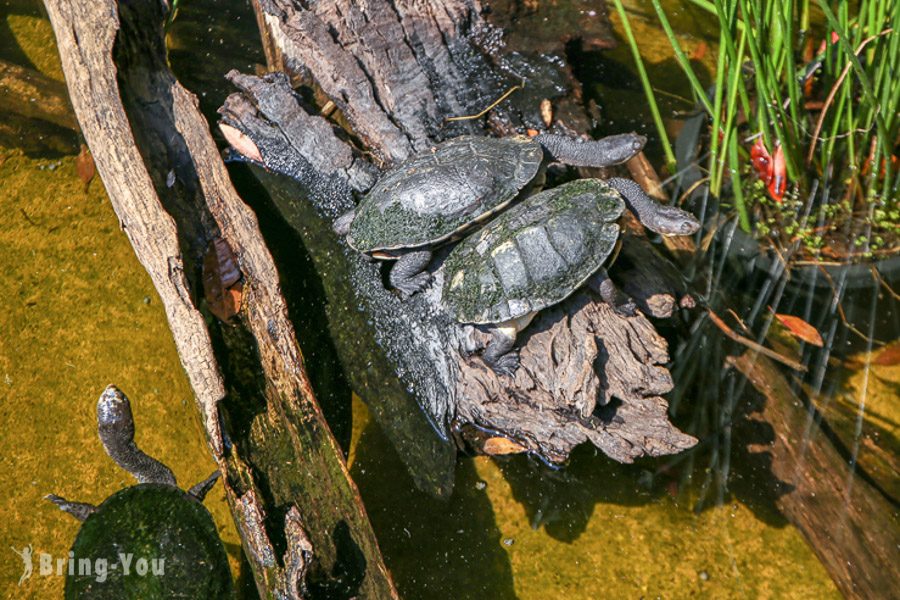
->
65, 484, 232, 599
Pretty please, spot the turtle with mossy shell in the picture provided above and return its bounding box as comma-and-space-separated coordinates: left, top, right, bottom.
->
333, 132, 648, 297
441, 177, 701, 375
46, 385, 232, 599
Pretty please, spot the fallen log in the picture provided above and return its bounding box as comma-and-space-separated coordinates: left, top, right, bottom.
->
220, 0, 697, 493
0, 57, 78, 131
42, 0, 397, 597
730, 351, 900, 600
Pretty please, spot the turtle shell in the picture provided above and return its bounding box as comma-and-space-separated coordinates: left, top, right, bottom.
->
65, 483, 232, 599
348, 135, 543, 252
442, 178, 625, 324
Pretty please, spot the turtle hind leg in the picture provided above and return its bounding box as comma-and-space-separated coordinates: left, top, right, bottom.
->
187, 470, 220, 502
588, 268, 637, 317
45, 494, 98, 522
536, 133, 646, 167
389, 249, 432, 298
482, 326, 520, 376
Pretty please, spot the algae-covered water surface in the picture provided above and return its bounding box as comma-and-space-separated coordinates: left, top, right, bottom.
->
2, 0, 896, 598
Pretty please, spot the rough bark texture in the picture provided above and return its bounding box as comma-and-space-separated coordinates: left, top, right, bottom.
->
220, 0, 696, 491
42, 0, 397, 597
731, 352, 900, 600
613, 234, 694, 318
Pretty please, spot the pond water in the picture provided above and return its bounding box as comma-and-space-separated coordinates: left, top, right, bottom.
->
1, 0, 895, 598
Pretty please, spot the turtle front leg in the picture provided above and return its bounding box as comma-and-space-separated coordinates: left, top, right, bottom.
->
536, 133, 646, 167
389, 249, 432, 298
187, 471, 221, 502
588, 268, 637, 317
607, 178, 700, 236
45, 494, 98, 522
482, 326, 520, 376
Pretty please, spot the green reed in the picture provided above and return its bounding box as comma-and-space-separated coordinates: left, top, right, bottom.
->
616, 0, 899, 247
611, 0, 678, 172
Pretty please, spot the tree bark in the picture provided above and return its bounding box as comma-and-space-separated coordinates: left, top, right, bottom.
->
219, 0, 697, 492
42, 0, 398, 597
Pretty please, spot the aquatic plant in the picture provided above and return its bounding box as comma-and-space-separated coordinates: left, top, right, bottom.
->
613, 0, 899, 260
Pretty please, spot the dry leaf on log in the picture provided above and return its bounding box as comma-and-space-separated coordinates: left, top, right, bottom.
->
202, 237, 243, 322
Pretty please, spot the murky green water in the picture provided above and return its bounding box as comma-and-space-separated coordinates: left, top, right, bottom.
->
2, 0, 896, 598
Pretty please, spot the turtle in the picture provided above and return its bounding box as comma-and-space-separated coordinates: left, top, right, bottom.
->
46, 385, 232, 599
441, 177, 701, 375
333, 132, 648, 297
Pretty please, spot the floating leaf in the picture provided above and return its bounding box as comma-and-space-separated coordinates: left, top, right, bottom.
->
75, 144, 95, 193
872, 341, 900, 366
665, 480, 679, 499
689, 40, 708, 61
802, 37, 815, 63
774, 313, 823, 347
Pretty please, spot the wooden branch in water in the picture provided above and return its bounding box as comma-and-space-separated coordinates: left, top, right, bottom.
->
730, 351, 900, 600
220, 33, 696, 489
230, 0, 699, 474
708, 309, 807, 372
0, 58, 78, 131
42, 0, 398, 597
613, 234, 694, 319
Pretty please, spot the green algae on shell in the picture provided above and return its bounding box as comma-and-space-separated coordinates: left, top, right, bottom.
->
348, 135, 543, 252
442, 178, 624, 324
64, 484, 231, 599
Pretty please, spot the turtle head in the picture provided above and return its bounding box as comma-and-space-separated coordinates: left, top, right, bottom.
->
97, 385, 178, 486
648, 205, 701, 236
97, 385, 134, 439
605, 177, 700, 236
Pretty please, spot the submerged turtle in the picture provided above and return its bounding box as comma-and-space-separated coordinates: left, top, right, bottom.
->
47, 385, 231, 599
441, 177, 700, 375
334, 132, 647, 297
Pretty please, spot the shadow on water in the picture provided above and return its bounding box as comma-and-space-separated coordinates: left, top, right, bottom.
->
567, 40, 713, 165
227, 162, 354, 450
0, 1, 79, 156
166, 0, 265, 124
349, 399, 518, 600
0, 0, 43, 68
666, 207, 899, 515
